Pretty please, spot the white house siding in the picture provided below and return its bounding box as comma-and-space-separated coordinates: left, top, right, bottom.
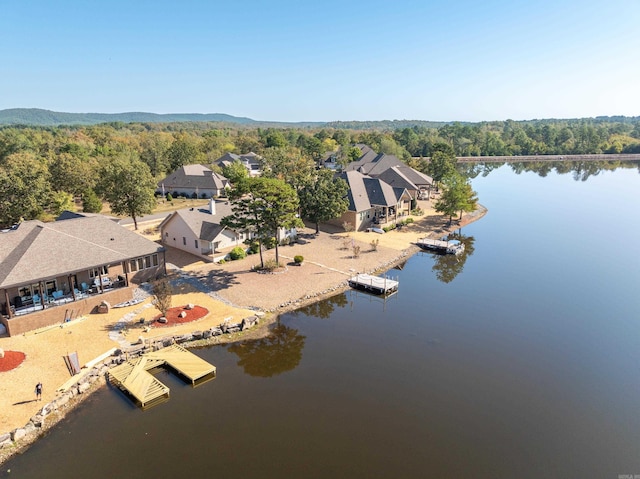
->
161, 214, 207, 259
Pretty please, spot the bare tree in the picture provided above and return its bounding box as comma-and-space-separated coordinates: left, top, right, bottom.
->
152, 277, 172, 317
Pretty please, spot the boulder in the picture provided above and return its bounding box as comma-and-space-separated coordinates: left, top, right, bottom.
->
0, 433, 12, 447
0, 347, 4, 358
23, 422, 37, 436
185, 303, 195, 310
31, 414, 45, 428
158, 317, 168, 324
178, 311, 187, 318
78, 383, 90, 394
11, 428, 26, 442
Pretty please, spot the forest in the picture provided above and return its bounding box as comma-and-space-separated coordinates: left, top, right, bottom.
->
1, 116, 639, 228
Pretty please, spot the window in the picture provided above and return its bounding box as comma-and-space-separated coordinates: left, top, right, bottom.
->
130, 254, 160, 272
195, 240, 199, 249
89, 266, 109, 278
183, 237, 186, 246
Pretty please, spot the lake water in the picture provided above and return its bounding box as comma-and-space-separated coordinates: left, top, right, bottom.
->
3, 162, 640, 478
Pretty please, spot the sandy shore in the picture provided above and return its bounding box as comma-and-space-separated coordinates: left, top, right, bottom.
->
0, 199, 486, 464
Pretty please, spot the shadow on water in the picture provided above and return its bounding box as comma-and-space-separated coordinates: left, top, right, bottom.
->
421, 231, 476, 284
227, 322, 306, 377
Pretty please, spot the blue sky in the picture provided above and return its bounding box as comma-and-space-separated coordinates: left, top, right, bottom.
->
1, 0, 639, 122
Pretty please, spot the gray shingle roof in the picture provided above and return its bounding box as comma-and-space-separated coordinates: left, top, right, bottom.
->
340, 171, 407, 212
159, 201, 235, 242
0, 216, 164, 289
158, 165, 229, 191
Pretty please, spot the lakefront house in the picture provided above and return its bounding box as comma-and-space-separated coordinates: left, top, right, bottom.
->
0, 214, 166, 336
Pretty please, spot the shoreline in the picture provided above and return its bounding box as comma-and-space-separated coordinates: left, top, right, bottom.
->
0, 204, 487, 466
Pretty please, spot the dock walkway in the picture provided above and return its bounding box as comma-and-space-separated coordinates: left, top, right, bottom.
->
348, 273, 399, 295
108, 344, 216, 408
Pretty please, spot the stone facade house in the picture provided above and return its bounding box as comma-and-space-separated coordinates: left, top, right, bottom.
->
331, 171, 412, 231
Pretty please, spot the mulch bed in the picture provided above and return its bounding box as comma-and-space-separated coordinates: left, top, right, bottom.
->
0, 351, 26, 372
151, 305, 209, 327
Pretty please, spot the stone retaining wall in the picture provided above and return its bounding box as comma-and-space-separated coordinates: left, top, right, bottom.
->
0, 313, 262, 462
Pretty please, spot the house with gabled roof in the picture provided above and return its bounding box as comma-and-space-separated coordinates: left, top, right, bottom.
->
0, 214, 165, 336
346, 145, 433, 200
376, 166, 434, 200
213, 152, 262, 177
331, 171, 412, 231
158, 164, 229, 198
159, 199, 250, 262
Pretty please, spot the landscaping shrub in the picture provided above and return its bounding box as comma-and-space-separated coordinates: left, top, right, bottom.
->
191, 192, 198, 199
166, 193, 173, 202
229, 246, 247, 260
263, 259, 281, 271
406, 217, 414, 224
294, 255, 304, 264
263, 237, 277, 250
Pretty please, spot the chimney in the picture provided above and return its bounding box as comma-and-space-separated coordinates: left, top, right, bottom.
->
209, 198, 216, 215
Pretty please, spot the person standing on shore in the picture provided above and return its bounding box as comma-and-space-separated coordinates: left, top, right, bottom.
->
35, 382, 42, 401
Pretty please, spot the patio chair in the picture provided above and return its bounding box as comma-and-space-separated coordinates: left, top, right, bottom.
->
81, 282, 89, 292
32, 293, 40, 303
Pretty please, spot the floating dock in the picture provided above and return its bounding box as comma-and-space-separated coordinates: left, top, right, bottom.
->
108, 344, 216, 408
416, 238, 465, 255
348, 273, 399, 295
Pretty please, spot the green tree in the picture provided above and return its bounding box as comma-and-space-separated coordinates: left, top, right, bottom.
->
96, 153, 157, 230
261, 146, 315, 192
299, 169, 349, 234
0, 151, 51, 227
166, 134, 202, 171
222, 177, 303, 268
51, 191, 75, 216
427, 149, 457, 191
222, 160, 249, 184
434, 172, 478, 225
140, 132, 171, 177
82, 188, 103, 213
48, 152, 96, 196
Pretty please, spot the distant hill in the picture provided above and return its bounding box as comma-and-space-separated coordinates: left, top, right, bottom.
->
0, 108, 258, 126
0, 108, 451, 130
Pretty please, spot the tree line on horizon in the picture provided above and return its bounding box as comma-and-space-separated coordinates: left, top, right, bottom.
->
1, 117, 639, 228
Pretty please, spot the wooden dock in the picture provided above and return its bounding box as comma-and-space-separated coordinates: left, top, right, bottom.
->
348, 273, 399, 295
108, 344, 216, 408
416, 238, 465, 255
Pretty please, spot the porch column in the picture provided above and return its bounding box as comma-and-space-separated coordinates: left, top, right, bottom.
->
39, 281, 45, 310
69, 275, 77, 301
122, 261, 130, 287
4, 289, 13, 319
162, 249, 167, 276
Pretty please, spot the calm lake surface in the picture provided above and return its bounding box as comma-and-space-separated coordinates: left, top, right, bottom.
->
3, 163, 640, 478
